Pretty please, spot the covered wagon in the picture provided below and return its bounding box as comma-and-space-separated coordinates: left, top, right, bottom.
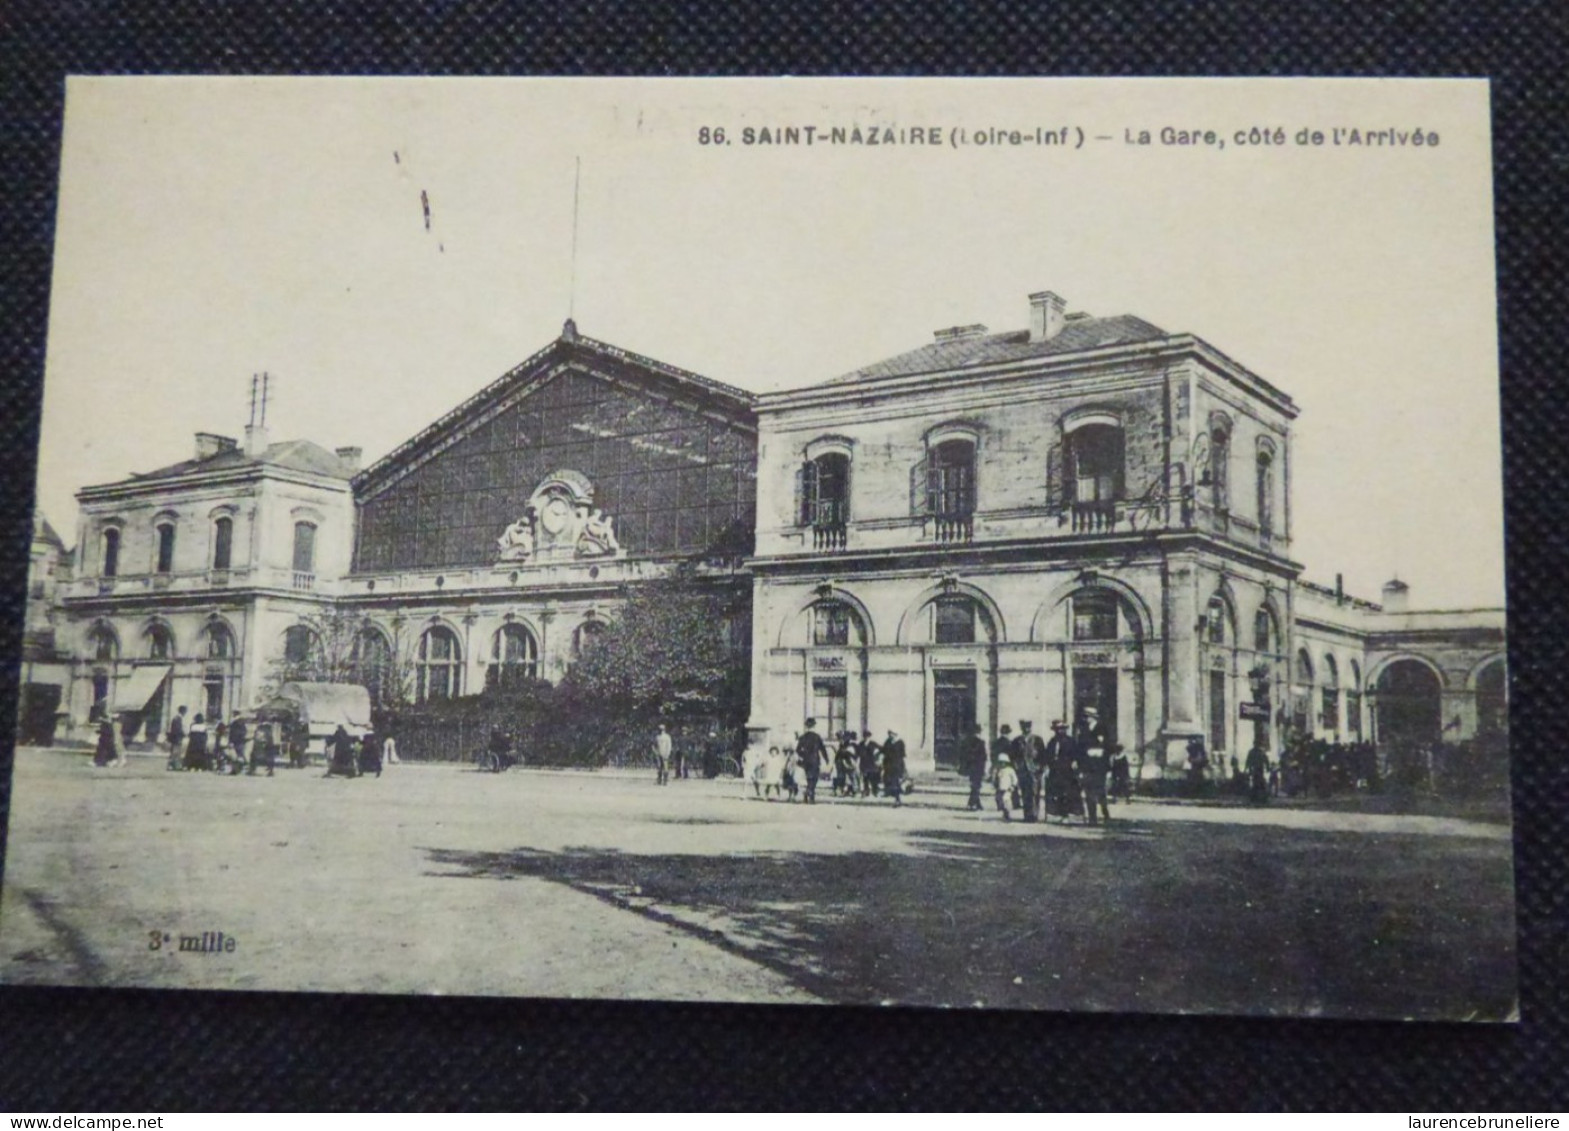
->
253, 681, 373, 765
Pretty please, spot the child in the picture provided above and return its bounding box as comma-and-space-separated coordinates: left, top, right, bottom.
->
993, 753, 1020, 821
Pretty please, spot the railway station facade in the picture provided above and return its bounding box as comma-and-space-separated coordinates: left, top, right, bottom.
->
37, 290, 1507, 776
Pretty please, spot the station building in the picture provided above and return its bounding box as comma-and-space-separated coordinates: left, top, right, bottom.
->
36, 291, 1504, 773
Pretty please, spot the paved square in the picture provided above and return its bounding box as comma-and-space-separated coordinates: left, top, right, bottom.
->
0, 747, 1515, 1019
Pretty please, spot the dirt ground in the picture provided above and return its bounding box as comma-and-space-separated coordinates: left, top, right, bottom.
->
0, 746, 1517, 1020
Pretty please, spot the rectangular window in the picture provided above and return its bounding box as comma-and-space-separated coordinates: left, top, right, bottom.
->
811, 677, 848, 744
155, 525, 175, 573
1346, 691, 1363, 739
1321, 688, 1340, 734
934, 599, 976, 645
1208, 670, 1227, 752
292, 522, 317, 574
1072, 593, 1119, 641
814, 604, 851, 647
212, 518, 233, 570
102, 530, 119, 577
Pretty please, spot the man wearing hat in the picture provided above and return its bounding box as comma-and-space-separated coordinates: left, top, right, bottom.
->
1043, 719, 1081, 822
1011, 721, 1041, 822
796, 718, 826, 804
1074, 706, 1112, 825
990, 724, 1013, 795
882, 728, 907, 807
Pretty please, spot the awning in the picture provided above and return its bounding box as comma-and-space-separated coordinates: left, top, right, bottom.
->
117, 665, 171, 713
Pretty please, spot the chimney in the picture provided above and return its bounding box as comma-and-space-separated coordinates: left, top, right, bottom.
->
933, 323, 988, 344
1028, 291, 1068, 342
194, 432, 236, 461
243, 422, 270, 457
1381, 577, 1410, 613
335, 446, 363, 472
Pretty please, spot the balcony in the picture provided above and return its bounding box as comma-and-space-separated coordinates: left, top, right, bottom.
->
291, 571, 316, 591
1070, 500, 1118, 533
811, 522, 847, 551
929, 513, 974, 544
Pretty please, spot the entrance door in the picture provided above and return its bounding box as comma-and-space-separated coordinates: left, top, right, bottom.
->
1208, 669, 1227, 754
204, 676, 225, 722
1072, 666, 1119, 743
811, 677, 848, 744
932, 668, 977, 771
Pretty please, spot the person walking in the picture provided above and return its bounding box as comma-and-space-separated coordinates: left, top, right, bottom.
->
993, 753, 1020, 820
796, 718, 826, 804
325, 725, 358, 778
959, 723, 989, 811
1074, 710, 1112, 826
1245, 742, 1270, 805
1011, 721, 1041, 822
358, 730, 384, 778
1042, 720, 1081, 823
247, 720, 275, 777
94, 717, 120, 767
1110, 743, 1133, 804
184, 713, 209, 772
858, 731, 882, 798
166, 705, 187, 771
228, 715, 249, 776
882, 729, 907, 808
382, 729, 400, 765
653, 724, 673, 786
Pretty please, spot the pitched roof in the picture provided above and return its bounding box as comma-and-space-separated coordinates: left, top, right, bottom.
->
127, 438, 355, 485
821, 313, 1170, 385
32, 511, 67, 550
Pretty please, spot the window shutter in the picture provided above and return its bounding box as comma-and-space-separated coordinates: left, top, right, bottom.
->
909, 456, 929, 515
1112, 427, 1126, 499
796, 460, 815, 526
1046, 441, 1063, 509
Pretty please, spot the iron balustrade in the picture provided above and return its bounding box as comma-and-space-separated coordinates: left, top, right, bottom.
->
1071, 500, 1119, 533
812, 523, 848, 551
931, 513, 974, 543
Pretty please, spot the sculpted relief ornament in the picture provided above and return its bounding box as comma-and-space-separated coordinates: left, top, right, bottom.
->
497, 470, 622, 563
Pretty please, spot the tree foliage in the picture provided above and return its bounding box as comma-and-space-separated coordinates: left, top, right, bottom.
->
262, 608, 415, 709
558, 570, 749, 723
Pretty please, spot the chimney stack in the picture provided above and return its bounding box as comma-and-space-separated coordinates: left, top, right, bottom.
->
335, 446, 363, 472
933, 323, 988, 344
194, 432, 237, 461
1381, 577, 1410, 613
244, 372, 271, 457
1028, 291, 1068, 342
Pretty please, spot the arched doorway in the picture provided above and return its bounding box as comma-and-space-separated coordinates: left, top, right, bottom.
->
1374, 659, 1442, 784
1475, 659, 1507, 738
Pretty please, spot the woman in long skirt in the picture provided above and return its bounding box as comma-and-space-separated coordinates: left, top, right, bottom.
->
1045, 746, 1082, 822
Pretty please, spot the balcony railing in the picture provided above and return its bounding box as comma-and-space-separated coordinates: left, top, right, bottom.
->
292, 571, 316, 591
930, 513, 974, 544
811, 522, 847, 551
1070, 500, 1118, 533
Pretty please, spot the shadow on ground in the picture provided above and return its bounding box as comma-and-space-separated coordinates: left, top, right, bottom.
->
424, 817, 1516, 1019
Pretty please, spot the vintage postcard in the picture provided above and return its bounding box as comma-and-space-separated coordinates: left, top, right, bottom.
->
4, 77, 1511, 1019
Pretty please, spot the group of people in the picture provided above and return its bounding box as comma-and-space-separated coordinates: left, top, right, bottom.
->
651, 725, 733, 786
322, 724, 391, 779
963, 707, 1131, 826
744, 720, 911, 807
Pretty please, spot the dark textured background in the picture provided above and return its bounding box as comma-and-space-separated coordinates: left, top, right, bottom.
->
1, 0, 1565, 1111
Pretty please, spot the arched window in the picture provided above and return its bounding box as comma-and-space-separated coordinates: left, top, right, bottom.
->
800, 450, 851, 550
1321, 654, 1341, 733
352, 628, 394, 706
145, 622, 174, 660
101, 528, 121, 578
1210, 417, 1232, 511
1257, 444, 1276, 539
1205, 596, 1230, 645
574, 619, 607, 658
933, 595, 984, 645
1476, 659, 1507, 736
1063, 417, 1124, 532
1292, 647, 1315, 735
283, 624, 321, 668
925, 438, 976, 541
1072, 591, 1119, 641
1347, 659, 1364, 739
1253, 607, 1277, 654
204, 622, 235, 660
89, 624, 118, 663
812, 600, 865, 648
212, 516, 233, 571
417, 625, 462, 702
292, 521, 317, 575
488, 623, 539, 690
155, 522, 176, 574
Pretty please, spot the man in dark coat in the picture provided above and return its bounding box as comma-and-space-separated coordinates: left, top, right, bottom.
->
166, 705, 187, 772
857, 731, 882, 797
248, 720, 275, 777
882, 729, 907, 807
1011, 721, 1041, 822
796, 718, 826, 804
958, 723, 989, 811
1043, 720, 1082, 822
1074, 707, 1112, 825
228, 716, 249, 776
1245, 742, 1270, 805
325, 725, 358, 778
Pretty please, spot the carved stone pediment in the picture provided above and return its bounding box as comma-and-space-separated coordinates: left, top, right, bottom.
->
496, 469, 623, 563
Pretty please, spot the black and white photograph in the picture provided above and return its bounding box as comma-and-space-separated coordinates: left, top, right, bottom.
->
3, 76, 1512, 1021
